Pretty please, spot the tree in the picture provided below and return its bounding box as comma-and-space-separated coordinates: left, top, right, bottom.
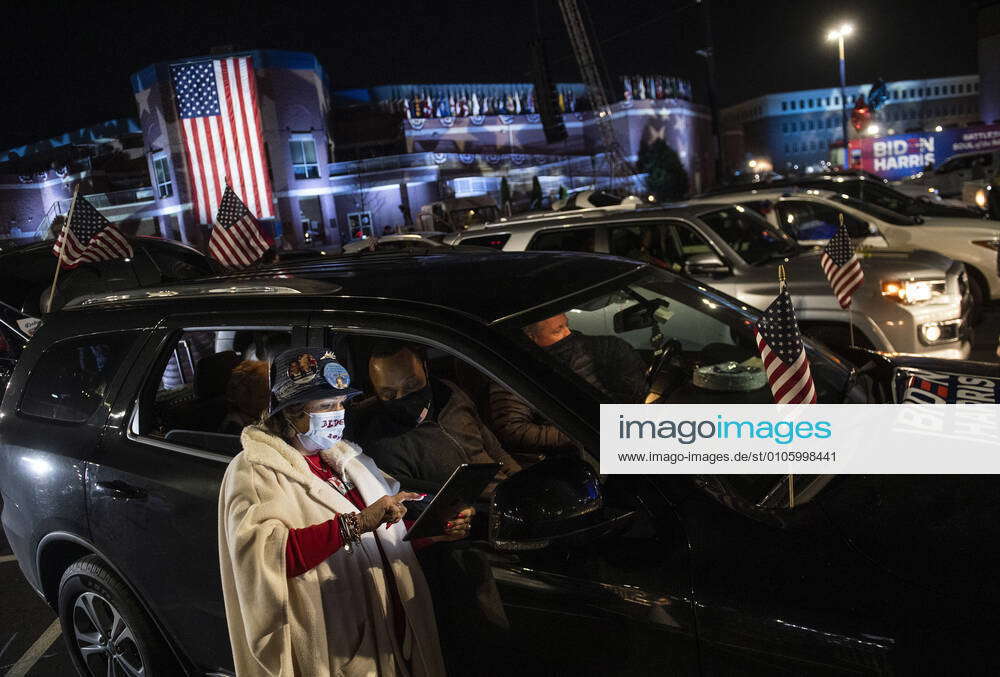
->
529, 176, 543, 210
638, 140, 689, 202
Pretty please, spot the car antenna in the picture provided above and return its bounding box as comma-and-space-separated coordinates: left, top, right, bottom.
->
777, 264, 795, 509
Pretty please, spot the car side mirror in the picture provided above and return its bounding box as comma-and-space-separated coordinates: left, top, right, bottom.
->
684, 252, 730, 277
489, 457, 637, 551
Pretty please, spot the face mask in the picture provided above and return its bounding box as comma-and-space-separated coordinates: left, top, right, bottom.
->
297, 409, 346, 451
381, 383, 432, 429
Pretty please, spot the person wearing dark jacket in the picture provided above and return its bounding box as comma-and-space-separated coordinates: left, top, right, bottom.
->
356, 342, 521, 491
490, 313, 648, 453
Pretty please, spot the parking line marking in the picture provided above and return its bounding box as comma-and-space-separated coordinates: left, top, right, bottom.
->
0, 556, 16, 564
3, 619, 61, 677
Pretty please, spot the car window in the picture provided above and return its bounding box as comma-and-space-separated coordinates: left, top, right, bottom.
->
608, 224, 671, 268
324, 334, 564, 479
142, 244, 217, 282
528, 227, 596, 252
827, 195, 914, 226
698, 207, 797, 264
139, 328, 290, 456
511, 269, 851, 406
774, 201, 869, 241
459, 233, 510, 249
20, 332, 138, 423
836, 182, 912, 213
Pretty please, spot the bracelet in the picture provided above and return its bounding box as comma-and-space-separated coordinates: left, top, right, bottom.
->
338, 514, 354, 555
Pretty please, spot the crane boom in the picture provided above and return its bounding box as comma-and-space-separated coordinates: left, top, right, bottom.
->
557, 0, 636, 184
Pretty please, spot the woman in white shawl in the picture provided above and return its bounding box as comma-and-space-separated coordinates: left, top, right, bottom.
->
218, 347, 471, 676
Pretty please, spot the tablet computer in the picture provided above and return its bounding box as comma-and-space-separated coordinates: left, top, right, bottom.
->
402, 463, 500, 541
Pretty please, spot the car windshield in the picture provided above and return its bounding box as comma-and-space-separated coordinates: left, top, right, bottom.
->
829, 194, 917, 225
698, 207, 799, 265
510, 268, 855, 405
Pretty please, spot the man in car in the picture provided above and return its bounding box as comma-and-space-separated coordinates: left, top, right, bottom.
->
356, 341, 520, 490
490, 312, 649, 453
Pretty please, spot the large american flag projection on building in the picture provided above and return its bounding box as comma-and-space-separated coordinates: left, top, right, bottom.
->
755, 284, 818, 404
170, 56, 273, 225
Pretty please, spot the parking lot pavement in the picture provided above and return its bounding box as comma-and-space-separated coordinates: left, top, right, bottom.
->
0, 512, 74, 677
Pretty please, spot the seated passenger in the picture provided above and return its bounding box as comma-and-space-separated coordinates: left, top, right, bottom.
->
355, 341, 521, 490
219, 360, 269, 435
490, 313, 648, 451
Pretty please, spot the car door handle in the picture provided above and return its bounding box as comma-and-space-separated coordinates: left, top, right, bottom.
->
95, 481, 148, 501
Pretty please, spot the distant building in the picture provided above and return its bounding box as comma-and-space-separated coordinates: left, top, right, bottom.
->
979, 2, 1000, 126
0, 51, 713, 251
722, 75, 983, 172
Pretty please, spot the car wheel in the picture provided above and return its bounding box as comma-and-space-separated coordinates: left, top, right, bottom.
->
58, 555, 176, 677
965, 269, 985, 325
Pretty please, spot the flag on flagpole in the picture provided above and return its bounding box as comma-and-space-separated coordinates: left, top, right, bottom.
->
170, 56, 274, 226
209, 185, 269, 269
51, 196, 133, 269
755, 282, 818, 404
821, 219, 865, 308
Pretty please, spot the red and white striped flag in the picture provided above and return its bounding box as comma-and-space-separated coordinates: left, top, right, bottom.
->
170, 56, 274, 225
209, 185, 269, 268
52, 195, 133, 269
755, 285, 817, 404
820, 219, 864, 309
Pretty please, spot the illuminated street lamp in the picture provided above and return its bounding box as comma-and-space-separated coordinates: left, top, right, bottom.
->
934, 125, 943, 132
867, 124, 880, 136
826, 23, 854, 166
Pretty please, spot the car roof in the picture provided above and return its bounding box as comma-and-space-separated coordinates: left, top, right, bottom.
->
459, 203, 732, 233
694, 173, 893, 199
0, 235, 207, 259
63, 250, 647, 326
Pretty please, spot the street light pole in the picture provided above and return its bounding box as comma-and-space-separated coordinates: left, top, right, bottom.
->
827, 24, 853, 168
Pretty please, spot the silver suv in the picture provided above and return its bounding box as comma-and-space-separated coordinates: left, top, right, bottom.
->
446, 204, 972, 359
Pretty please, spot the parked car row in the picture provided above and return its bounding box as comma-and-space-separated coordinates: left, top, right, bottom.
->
3, 250, 1000, 675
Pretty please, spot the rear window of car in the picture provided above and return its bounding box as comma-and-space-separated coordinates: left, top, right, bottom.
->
528, 228, 596, 252
460, 233, 510, 249
19, 332, 137, 423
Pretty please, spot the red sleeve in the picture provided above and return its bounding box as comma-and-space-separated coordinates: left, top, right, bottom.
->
285, 518, 344, 578
404, 519, 435, 551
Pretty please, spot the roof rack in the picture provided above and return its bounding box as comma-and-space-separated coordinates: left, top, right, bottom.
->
63, 278, 342, 310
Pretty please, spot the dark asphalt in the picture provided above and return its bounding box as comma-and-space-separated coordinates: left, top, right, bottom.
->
0, 306, 996, 676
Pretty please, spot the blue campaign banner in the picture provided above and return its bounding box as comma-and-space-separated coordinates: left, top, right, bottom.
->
893, 368, 1000, 404
851, 123, 1000, 181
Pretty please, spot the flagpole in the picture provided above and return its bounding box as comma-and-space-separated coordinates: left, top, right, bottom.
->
840, 212, 856, 348
778, 264, 796, 508
47, 184, 80, 313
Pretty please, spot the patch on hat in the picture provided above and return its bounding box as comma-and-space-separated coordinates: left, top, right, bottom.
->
288, 353, 319, 384
323, 361, 350, 390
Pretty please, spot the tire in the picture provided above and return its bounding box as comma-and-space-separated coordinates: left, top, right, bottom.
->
965, 269, 985, 326
58, 555, 177, 677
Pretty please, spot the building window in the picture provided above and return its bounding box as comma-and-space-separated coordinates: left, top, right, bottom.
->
933, 86, 940, 96
892, 90, 898, 99
834, 96, 840, 106
782, 122, 788, 133
918, 88, 924, 97
782, 101, 788, 111
289, 134, 320, 180
909, 89, 915, 97
974, 82, 979, 92
799, 99, 805, 108
808, 98, 814, 107
152, 155, 173, 199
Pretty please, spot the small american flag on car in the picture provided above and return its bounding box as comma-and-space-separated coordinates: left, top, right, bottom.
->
52, 195, 133, 269
208, 185, 269, 268
755, 274, 817, 404
820, 216, 864, 309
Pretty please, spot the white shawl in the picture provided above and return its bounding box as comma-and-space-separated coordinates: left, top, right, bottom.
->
218, 426, 446, 677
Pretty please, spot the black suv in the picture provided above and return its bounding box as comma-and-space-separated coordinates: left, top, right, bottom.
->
2, 251, 999, 676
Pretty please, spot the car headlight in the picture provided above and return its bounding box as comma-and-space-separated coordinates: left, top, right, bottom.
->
880, 279, 944, 303
975, 188, 988, 209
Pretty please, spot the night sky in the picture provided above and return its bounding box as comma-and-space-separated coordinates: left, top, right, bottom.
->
0, 0, 979, 149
